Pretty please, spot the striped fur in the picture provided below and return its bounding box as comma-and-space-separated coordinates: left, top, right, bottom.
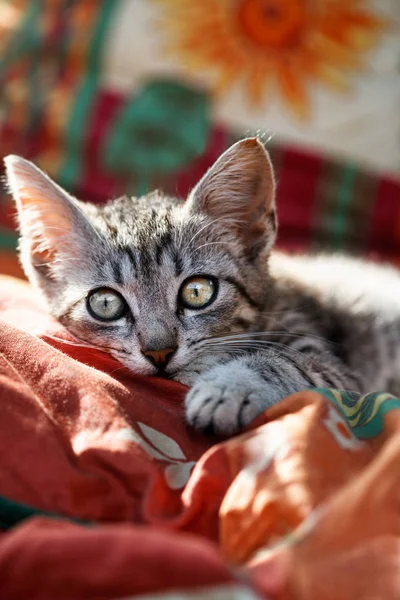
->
6, 139, 400, 436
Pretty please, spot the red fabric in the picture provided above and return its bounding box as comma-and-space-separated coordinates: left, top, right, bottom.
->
0, 520, 235, 599
1, 276, 400, 599
276, 148, 322, 252
368, 176, 400, 262
0, 277, 213, 525
0, 276, 249, 598
77, 90, 127, 203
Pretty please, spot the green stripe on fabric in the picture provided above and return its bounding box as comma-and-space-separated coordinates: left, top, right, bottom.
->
311, 160, 341, 251
344, 170, 377, 254
0, 1, 42, 76
57, 0, 116, 188
0, 494, 88, 530
0, 495, 59, 529
0, 228, 18, 251
332, 164, 357, 251
57, 77, 97, 187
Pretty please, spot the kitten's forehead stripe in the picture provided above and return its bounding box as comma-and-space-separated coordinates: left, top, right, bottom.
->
155, 244, 163, 266
137, 246, 153, 279
112, 260, 123, 286
123, 247, 138, 273
173, 250, 183, 277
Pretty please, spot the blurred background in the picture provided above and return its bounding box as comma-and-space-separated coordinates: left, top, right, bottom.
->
1, 0, 399, 279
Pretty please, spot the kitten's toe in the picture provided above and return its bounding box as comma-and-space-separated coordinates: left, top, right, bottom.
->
211, 388, 263, 435
185, 373, 269, 436
185, 384, 222, 432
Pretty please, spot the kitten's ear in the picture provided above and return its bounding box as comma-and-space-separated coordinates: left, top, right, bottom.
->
186, 137, 277, 254
4, 155, 97, 285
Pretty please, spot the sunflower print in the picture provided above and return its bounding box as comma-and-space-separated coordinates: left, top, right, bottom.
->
154, 0, 387, 120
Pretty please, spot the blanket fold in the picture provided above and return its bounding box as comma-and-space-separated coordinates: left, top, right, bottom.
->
0, 275, 399, 599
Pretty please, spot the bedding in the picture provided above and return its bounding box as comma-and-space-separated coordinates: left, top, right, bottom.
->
2, 1, 400, 272
0, 274, 400, 599
1, 3, 400, 595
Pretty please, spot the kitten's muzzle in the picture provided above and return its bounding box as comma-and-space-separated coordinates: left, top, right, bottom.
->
141, 347, 177, 369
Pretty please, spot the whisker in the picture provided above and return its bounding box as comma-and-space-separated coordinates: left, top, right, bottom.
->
196, 339, 308, 361
109, 363, 132, 377
65, 331, 130, 354
194, 348, 246, 358
192, 241, 237, 253
43, 334, 102, 350
177, 213, 197, 250
199, 330, 331, 344
183, 216, 243, 252
38, 226, 70, 233
43, 338, 117, 358
34, 257, 82, 267
43, 334, 127, 355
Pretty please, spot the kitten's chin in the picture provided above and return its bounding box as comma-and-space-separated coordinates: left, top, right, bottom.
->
112, 358, 194, 384
171, 371, 197, 386
169, 352, 232, 386
111, 354, 156, 378
111, 352, 189, 381
111, 352, 225, 385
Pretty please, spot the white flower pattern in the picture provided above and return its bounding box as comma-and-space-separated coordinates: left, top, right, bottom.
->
116, 424, 196, 489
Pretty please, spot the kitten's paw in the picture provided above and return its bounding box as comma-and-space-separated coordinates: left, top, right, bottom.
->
185, 363, 280, 436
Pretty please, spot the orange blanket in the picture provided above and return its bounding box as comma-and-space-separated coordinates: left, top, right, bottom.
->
0, 275, 399, 599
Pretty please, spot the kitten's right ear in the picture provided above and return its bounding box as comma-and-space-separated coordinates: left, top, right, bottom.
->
185, 138, 277, 256
4, 155, 98, 286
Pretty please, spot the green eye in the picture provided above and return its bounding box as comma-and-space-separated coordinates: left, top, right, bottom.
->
87, 288, 127, 321
179, 276, 217, 310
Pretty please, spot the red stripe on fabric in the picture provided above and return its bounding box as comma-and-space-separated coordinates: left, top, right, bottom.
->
367, 176, 400, 262
0, 123, 19, 156
276, 147, 323, 252
77, 90, 126, 203
175, 126, 228, 198
0, 107, 49, 160
47, 5, 65, 48
0, 201, 16, 231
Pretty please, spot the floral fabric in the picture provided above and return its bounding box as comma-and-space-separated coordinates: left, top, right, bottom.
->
1, 0, 400, 276
1, 275, 400, 599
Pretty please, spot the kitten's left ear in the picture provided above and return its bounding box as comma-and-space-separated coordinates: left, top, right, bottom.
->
4, 155, 98, 288
186, 137, 277, 255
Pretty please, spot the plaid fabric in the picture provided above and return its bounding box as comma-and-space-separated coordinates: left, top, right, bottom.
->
2, 135, 399, 265
1, 1, 400, 269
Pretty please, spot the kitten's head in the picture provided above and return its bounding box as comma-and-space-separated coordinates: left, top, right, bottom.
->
5, 138, 277, 383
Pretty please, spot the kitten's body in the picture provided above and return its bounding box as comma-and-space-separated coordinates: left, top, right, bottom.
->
267, 252, 400, 393
5, 139, 400, 436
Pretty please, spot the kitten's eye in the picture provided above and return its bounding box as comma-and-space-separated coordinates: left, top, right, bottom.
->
86, 288, 127, 321
179, 276, 217, 310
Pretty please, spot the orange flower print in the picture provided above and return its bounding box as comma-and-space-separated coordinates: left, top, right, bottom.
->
154, 0, 387, 119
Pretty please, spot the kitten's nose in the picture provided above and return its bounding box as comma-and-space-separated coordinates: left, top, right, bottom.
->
141, 347, 177, 368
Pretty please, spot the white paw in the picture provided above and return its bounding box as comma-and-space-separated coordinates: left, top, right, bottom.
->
185, 364, 281, 436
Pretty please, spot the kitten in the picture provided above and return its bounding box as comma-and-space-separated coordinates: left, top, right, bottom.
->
5, 138, 400, 436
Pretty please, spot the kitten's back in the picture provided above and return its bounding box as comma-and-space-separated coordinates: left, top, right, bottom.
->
270, 251, 400, 321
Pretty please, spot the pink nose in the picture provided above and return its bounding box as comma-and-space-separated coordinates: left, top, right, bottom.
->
141, 347, 176, 368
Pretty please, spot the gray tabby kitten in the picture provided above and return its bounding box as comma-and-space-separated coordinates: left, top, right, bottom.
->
5, 138, 400, 436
